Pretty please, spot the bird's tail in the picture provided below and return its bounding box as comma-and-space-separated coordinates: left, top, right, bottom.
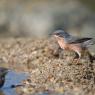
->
83, 38, 95, 47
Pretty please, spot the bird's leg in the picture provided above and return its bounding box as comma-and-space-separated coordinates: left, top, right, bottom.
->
72, 52, 80, 64
53, 46, 62, 58
74, 52, 80, 59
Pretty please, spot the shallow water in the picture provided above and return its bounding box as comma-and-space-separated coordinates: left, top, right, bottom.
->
0, 71, 28, 95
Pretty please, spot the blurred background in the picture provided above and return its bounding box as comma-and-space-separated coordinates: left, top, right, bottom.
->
0, 0, 95, 38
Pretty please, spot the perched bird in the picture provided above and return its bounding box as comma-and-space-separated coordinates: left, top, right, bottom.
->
0, 67, 9, 88
51, 29, 95, 63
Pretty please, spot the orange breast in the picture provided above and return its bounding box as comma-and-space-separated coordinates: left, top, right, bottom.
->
57, 38, 82, 52
55, 36, 82, 53
57, 38, 67, 49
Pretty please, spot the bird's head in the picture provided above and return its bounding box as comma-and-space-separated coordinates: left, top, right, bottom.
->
51, 29, 70, 38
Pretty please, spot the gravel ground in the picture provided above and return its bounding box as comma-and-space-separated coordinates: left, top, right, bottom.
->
0, 38, 95, 95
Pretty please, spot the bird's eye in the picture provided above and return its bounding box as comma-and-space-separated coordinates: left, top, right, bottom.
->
55, 33, 60, 35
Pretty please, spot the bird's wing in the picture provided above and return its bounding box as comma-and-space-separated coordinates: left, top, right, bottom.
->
66, 36, 93, 44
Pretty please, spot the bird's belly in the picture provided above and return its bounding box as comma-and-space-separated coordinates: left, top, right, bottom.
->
57, 39, 82, 52
68, 44, 82, 52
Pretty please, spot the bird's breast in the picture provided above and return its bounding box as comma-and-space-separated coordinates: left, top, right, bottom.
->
57, 39, 67, 49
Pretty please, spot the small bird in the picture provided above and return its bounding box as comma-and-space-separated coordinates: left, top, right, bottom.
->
0, 67, 9, 88
51, 29, 95, 63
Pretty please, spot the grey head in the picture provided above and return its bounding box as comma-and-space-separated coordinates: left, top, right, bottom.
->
52, 29, 70, 38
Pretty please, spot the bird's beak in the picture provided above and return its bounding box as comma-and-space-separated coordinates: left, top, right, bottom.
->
49, 32, 55, 36
49, 33, 53, 36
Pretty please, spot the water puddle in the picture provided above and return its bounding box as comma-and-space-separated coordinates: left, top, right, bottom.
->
0, 70, 28, 95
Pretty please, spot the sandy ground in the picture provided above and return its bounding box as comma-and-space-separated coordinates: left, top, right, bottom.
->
0, 37, 95, 95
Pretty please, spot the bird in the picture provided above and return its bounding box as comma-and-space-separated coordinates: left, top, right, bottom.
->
51, 29, 95, 63
0, 67, 9, 88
